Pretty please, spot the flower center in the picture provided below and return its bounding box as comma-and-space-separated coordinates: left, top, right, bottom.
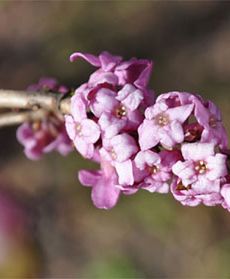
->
147, 165, 159, 175
75, 123, 82, 136
209, 115, 217, 128
110, 148, 117, 160
115, 105, 127, 118
194, 160, 207, 174
155, 113, 169, 126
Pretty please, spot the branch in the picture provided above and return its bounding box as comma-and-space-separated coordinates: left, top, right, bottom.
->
0, 89, 70, 114
0, 110, 48, 127
0, 89, 71, 127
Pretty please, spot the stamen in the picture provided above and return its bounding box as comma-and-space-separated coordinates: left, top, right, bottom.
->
110, 149, 117, 160
147, 165, 159, 174
155, 113, 169, 126
75, 123, 82, 136
194, 160, 207, 174
115, 105, 127, 118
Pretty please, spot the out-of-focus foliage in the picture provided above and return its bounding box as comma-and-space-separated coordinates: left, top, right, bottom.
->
0, 1, 229, 277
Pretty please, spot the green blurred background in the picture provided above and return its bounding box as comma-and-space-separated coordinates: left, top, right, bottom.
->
0, 1, 230, 278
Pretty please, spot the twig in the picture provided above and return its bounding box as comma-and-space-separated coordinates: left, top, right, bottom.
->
0, 89, 71, 127
0, 89, 70, 113
0, 109, 48, 127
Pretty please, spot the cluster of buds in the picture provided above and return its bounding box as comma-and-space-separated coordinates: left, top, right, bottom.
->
16, 51, 230, 211
17, 78, 73, 160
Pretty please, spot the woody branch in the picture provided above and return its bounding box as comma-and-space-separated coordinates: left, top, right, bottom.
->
0, 89, 71, 127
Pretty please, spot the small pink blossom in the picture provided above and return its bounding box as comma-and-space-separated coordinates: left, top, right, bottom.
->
70, 51, 153, 90
100, 133, 138, 163
194, 100, 228, 149
172, 142, 227, 187
138, 96, 194, 150
100, 133, 138, 185
135, 150, 181, 193
65, 94, 100, 159
17, 78, 72, 159
171, 177, 223, 207
98, 84, 144, 138
28, 77, 69, 94
17, 121, 72, 160
78, 160, 120, 209
171, 142, 227, 206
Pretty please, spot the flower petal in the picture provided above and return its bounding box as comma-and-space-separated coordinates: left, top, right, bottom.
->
138, 119, 159, 150
167, 104, 194, 123
64, 115, 76, 140
78, 170, 101, 187
71, 93, 87, 122
206, 154, 227, 180
181, 142, 215, 161
81, 119, 100, 144
116, 84, 144, 111
74, 137, 94, 159
115, 160, 134, 185
70, 52, 100, 67
172, 160, 196, 186
99, 51, 122, 71
111, 133, 138, 162
91, 177, 120, 209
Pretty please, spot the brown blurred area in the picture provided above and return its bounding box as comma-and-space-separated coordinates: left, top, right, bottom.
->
0, 1, 230, 278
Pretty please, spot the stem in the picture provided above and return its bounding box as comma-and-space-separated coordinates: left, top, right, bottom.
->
0, 89, 70, 113
0, 110, 47, 127
0, 89, 71, 127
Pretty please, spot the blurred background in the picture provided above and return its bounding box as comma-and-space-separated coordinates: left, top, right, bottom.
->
0, 1, 230, 278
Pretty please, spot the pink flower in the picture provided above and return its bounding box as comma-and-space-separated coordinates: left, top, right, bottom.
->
157, 91, 228, 149
17, 122, 52, 160
28, 77, 69, 94
43, 125, 73, 156
171, 177, 223, 207
100, 133, 138, 163
114, 57, 153, 89
98, 84, 144, 138
172, 142, 227, 187
194, 100, 228, 149
78, 160, 120, 209
70, 51, 153, 90
134, 150, 181, 193
17, 121, 72, 160
17, 78, 72, 159
89, 87, 118, 118
100, 133, 138, 185
65, 94, 100, 159
171, 142, 227, 206
138, 96, 194, 150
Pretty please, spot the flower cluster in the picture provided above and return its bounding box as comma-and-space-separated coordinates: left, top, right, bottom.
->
17, 78, 73, 160
64, 51, 230, 210
65, 51, 154, 208
16, 51, 230, 211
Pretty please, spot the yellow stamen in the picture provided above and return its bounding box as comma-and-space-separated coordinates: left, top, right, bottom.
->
148, 165, 159, 174
194, 160, 207, 174
115, 105, 127, 118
